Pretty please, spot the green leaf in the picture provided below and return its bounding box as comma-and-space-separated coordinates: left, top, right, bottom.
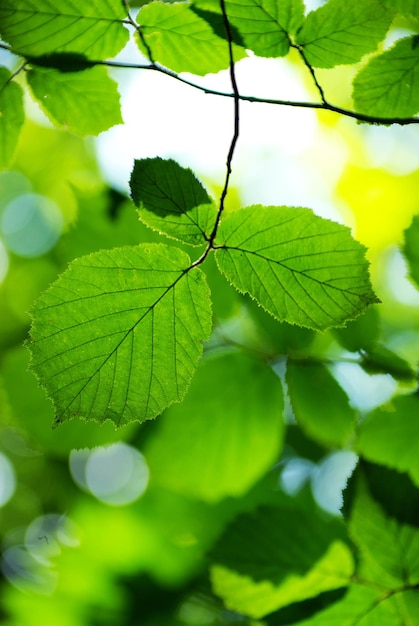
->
145, 351, 284, 502
214, 205, 379, 331
403, 214, 419, 289
130, 157, 217, 246
210, 501, 354, 618
0, 68, 24, 168
353, 36, 419, 118
286, 360, 356, 447
136, 2, 246, 75
296, 0, 393, 68
345, 464, 419, 588
357, 394, 419, 488
28, 244, 212, 427
360, 344, 416, 381
27, 52, 95, 73
332, 307, 380, 353
26, 65, 122, 136
0, 0, 129, 60
383, 0, 419, 17
192, 0, 305, 58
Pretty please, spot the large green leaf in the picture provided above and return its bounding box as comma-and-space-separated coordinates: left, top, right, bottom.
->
353, 36, 419, 118
210, 499, 354, 618
145, 351, 284, 502
0, 0, 129, 60
0, 68, 24, 168
136, 2, 246, 75
357, 395, 419, 487
296, 0, 393, 68
130, 157, 217, 246
192, 0, 304, 58
403, 214, 419, 289
286, 361, 356, 447
214, 205, 379, 331
26, 65, 122, 136
28, 244, 212, 427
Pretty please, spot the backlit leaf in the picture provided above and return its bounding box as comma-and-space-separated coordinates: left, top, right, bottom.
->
0, 68, 24, 168
0, 0, 129, 60
193, 0, 305, 58
211, 500, 354, 618
28, 244, 212, 427
353, 36, 419, 118
403, 214, 419, 288
145, 351, 284, 502
286, 360, 356, 447
130, 157, 217, 246
357, 394, 419, 487
296, 0, 393, 68
136, 2, 246, 75
214, 205, 379, 331
26, 65, 122, 136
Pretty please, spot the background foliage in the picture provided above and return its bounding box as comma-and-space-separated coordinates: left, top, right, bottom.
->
1, 0, 419, 624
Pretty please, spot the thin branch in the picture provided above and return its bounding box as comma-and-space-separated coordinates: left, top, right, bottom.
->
207, 0, 240, 244
101, 59, 419, 126
293, 43, 328, 104
121, 0, 155, 64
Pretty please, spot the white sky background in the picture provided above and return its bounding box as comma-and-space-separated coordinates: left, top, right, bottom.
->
96, 48, 348, 223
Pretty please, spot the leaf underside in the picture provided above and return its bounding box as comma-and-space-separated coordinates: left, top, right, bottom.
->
215, 205, 379, 331
0, 68, 24, 167
29, 244, 212, 427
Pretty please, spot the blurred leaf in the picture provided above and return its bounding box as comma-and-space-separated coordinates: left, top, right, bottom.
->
0, 0, 129, 60
27, 52, 95, 73
357, 395, 419, 488
136, 2, 246, 74
296, 0, 393, 68
215, 205, 379, 331
344, 463, 419, 588
29, 244, 212, 427
0, 68, 24, 169
286, 360, 356, 447
353, 36, 419, 118
403, 214, 419, 289
383, 0, 419, 17
130, 157, 217, 246
26, 65, 122, 136
332, 307, 380, 353
145, 351, 284, 502
192, 0, 304, 58
360, 344, 416, 381
210, 498, 353, 618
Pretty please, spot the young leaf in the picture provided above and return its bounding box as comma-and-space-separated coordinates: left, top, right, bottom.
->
130, 157, 217, 246
214, 205, 379, 331
192, 0, 305, 58
296, 0, 393, 68
353, 36, 419, 118
403, 214, 419, 289
28, 244, 212, 427
210, 501, 354, 618
0, 0, 129, 60
357, 394, 419, 488
136, 2, 246, 75
286, 360, 356, 447
145, 351, 284, 502
0, 68, 24, 168
26, 65, 122, 136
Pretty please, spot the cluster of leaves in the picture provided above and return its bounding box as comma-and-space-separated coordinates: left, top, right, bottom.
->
1, 0, 419, 625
